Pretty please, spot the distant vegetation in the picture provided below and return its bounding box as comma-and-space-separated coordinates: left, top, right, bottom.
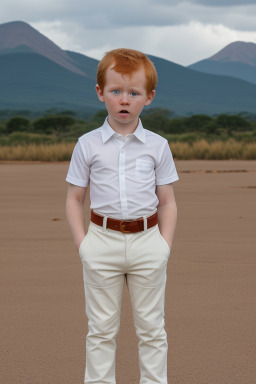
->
0, 108, 256, 160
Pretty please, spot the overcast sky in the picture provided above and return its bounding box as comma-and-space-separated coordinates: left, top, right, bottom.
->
1, 0, 256, 66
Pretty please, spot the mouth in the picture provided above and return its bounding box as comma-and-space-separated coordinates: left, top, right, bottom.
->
119, 110, 129, 114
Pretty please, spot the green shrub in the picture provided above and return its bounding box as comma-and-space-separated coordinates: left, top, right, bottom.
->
33, 115, 75, 134
1, 132, 54, 146
0, 124, 7, 135
216, 114, 251, 133
6, 117, 31, 133
90, 110, 108, 125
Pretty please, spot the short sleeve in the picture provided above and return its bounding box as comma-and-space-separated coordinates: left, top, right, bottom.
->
155, 140, 179, 185
66, 140, 90, 187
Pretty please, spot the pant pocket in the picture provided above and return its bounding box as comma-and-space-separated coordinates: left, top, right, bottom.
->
158, 229, 171, 255
79, 232, 89, 259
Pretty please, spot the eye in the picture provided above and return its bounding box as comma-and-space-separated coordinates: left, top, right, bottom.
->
111, 90, 120, 95
130, 91, 139, 96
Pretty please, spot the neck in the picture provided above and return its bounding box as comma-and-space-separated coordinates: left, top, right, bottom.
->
107, 116, 139, 136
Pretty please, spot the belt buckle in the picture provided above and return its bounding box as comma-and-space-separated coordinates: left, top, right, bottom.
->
120, 220, 131, 233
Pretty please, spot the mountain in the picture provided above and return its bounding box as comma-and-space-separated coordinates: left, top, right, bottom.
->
0, 21, 100, 112
1, 21, 256, 115
0, 21, 86, 76
209, 41, 256, 66
188, 41, 256, 85
148, 55, 256, 115
0, 52, 99, 110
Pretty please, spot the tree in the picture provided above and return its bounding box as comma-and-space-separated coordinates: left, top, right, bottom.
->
90, 110, 108, 125
6, 117, 30, 134
216, 114, 251, 134
186, 115, 214, 132
59, 110, 76, 116
33, 116, 75, 135
168, 118, 188, 134
141, 112, 170, 132
142, 107, 173, 118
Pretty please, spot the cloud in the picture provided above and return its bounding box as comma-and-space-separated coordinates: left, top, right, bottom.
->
188, 0, 256, 6
30, 20, 256, 66
154, 0, 256, 6
1, 0, 256, 66
2, 0, 256, 31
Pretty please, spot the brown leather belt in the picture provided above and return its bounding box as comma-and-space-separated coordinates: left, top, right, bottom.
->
91, 210, 158, 233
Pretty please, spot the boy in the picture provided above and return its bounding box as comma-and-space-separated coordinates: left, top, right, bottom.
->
66, 48, 179, 384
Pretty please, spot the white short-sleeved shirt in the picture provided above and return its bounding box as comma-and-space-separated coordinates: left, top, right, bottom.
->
66, 117, 179, 219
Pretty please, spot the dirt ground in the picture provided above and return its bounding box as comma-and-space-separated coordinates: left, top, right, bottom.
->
0, 160, 255, 384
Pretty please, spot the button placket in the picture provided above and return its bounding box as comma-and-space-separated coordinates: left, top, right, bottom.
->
119, 141, 128, 218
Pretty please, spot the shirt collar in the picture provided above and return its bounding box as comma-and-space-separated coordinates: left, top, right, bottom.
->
101, 118, 116, 143
132, 119, 146, 143
101, 117, 146, 144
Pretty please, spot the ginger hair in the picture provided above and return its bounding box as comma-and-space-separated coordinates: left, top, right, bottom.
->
97, 48, 158, 95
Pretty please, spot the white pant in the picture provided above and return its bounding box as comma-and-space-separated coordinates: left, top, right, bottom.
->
79, 220, 171, 384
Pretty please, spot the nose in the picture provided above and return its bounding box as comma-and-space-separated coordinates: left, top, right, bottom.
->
120, 92, 129, 104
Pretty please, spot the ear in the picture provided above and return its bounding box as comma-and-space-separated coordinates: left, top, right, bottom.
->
96, 84, 105, 103
144, 90, 155, 106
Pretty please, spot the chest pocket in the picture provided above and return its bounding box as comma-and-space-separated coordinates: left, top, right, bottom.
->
135, 158, 155, 180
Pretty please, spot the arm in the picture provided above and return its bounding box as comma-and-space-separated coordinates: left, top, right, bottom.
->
66, 183, 87, 252
156, 184, 178, 251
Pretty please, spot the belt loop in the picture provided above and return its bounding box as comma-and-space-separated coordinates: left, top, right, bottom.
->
103, 215, 108, 233
143, 216, 147, 231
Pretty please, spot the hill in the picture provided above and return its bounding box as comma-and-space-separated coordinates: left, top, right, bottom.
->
188, 41, 256, 85
0, 52, 98, 110
1, 21, 256, 115
0, 20, 86, 76
209, 41, 256, 66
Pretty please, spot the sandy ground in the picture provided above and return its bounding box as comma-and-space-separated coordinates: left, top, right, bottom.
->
0, 160, 256, 384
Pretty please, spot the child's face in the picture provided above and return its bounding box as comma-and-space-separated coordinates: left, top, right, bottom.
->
96, 64, 155, 133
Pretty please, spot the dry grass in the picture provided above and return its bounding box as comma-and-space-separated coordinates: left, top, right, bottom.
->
170, 140, 256, 160
0, 143, 75, 161
0, 140, 255, 161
